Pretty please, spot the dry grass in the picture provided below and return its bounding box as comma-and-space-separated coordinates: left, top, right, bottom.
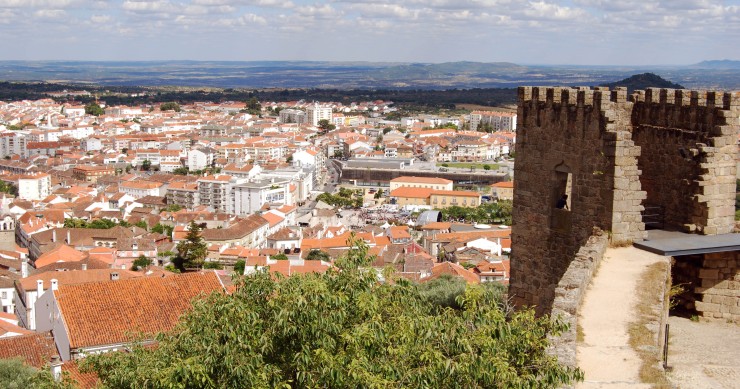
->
628, 261, 672, 388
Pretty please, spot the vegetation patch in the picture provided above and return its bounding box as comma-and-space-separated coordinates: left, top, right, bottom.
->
437, 162, 499, 170
628, 261, 671, 388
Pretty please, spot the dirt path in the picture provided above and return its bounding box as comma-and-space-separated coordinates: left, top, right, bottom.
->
665, 316, 740, 389
576, 247, 666, 389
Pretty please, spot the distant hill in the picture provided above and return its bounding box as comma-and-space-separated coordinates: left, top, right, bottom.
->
600, 73, 685, 92
690, 60, 740, 69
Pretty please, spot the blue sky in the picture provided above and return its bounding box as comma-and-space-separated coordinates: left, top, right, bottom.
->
2, 0, 739, 65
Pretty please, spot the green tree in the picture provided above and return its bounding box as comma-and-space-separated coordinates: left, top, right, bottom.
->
483, 164, 491, 170
305, 249, 330, 262
174, 221, 208, 270
85, 102, 104, 116
160, 102, 181, 112
141, 159, 152, 171
0, 358, 36, 389
82, 236, 582, 388
245, 97, 262, 115
234, 259, 246, 275
163, 204, 183, 213
131, 254, 152, 271
0, 180, 17, 195
317, 119, 336, 131
374, 189, 384, 199
172, 167, 189, 176
271, 253, 288, 260
152, 223, 174, 237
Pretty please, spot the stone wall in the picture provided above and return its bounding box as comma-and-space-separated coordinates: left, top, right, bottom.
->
631, 89, 739, 234
549, 230, 609, 368
511, 87, 646, 314
694, 251, 739, 321
511, 86, 740, 314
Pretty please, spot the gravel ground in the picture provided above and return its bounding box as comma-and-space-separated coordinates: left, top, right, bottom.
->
665, 316, 740, 389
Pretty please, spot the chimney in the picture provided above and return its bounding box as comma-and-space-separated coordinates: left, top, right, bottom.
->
21, 261, 28, 278
52, 229, 56, 243
36, 279, 43, 295
110, 272, 119, 281
81, 263, 87, 271
66, 230, 71, 245
51, 279, 58, 291
50, 356, 62, 381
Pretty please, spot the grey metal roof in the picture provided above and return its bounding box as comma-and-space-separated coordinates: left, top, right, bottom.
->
634, 230, 740, 256
416, 211, 441, 226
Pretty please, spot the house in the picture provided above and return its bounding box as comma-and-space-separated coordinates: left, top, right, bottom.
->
491, 181, 514, 201
389, 176, 453, 192
72, 165, 116, 183
200, 214, 270, 249
34, 272, 224, 361
14, 269, 143, 330
422, 262, 480, 284
473, 259, 511, 284
0, 332, 58, 367
119, 180, 165, 199
16, 172, 51, 201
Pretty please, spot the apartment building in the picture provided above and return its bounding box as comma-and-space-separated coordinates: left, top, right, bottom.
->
72, 165, 116, 183
232, 178, 291, 216
16, 173, 51, 201
306, 103, 332, 126
198, 174, 240, 214
389, 176, 453, 192
165, 182, 199, 209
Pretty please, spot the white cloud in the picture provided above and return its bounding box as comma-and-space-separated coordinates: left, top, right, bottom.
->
121, 0, 175, 13
90, 14, 111, 23
34, 9, 67, 18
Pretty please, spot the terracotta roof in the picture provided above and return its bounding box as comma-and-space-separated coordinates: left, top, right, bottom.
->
425, 262, 480, 284
491, 181, 514, 188
0, 333, 58, 368
55, 272, 224, 349
391, 176, 452, 185
19, 268, 143, 293
201, 215, 268, 241
62, 360, 99, 389
261, 212, 284, 228
430, 190, 480, 198
419, 222, 451, 231
0, 319, 34, 336
33, 244, 87, 268
390, 187, 434, 199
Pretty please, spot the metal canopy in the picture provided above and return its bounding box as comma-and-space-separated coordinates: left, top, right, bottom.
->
633, 230, 740, 257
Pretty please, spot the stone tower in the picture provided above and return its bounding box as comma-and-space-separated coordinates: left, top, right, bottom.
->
510, 86, 740, 314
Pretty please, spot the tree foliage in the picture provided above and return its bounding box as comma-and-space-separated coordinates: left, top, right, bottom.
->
245, 97, 262, 115
131, 254, 152, 271
159, 102, 181, 112
317, 119, 336, 132
174, 221, 208, 270
63, 218, 129, 229
316, 187, 363, 208
0, 180, 17, 196
305, 249, 330, 262
151, 223, 174, 238
141, 159, 152, 171
82, 236, 582, 388
0, 358, 36, 389
439, 200, 513, 225
84, 102, 104, 116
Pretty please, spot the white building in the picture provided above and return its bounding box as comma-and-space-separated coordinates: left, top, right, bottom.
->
16, 173, 51, 201
306, 103, 332, 126
279, 109, 307, 124
232, 178, 291, 216
187, 148, 216, 171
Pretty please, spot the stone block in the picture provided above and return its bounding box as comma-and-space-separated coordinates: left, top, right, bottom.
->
699, 268, 720, 280
695, 301, 720, 312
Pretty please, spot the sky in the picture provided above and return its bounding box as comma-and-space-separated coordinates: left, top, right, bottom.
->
2, 0, 739, 65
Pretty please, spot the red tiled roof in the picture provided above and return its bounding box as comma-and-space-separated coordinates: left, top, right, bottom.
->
426, 262, 480, 284
54, 272, 224, 349
0, 333, 58, 368
391, 176, 452, 185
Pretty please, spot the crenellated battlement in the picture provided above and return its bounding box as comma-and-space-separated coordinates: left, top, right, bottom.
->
519, 86, 740, 111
